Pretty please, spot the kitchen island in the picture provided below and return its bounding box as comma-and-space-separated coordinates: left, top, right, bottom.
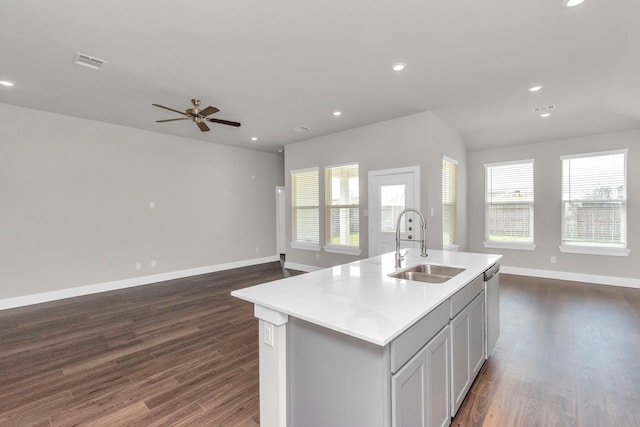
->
232, 249, 501, 427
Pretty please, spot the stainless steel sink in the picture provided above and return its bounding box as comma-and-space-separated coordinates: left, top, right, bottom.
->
388, 264, 465, 283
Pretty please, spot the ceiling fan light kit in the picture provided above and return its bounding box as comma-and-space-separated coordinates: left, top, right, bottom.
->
152, 98, 241, 132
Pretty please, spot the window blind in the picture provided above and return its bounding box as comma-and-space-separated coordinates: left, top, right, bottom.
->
291, 168, 319, 245
325, 164, 359, 247
485, 160, 534, 243
561, 150, 627, 248
442, 157, 458, 248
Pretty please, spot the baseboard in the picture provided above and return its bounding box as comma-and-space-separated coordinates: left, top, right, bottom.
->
501, 266, 640, 289
283, 261, 325, 272
5, 259, 635, 311
0, 255, 280, 311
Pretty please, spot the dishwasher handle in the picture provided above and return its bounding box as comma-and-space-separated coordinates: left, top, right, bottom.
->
484, 263, 500, 281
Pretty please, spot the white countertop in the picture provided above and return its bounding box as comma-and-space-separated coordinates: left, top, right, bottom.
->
232, 249, 501, 346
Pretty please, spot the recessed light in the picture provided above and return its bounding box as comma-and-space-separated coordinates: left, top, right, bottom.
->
540, 113, 551, 118
251, 137, 258, 141
0, 80, 15, 87
333, 111, 342, 116
392, 63, 406, 71
529, 85, 543, 92
565, 0, 585, 7
277, 149, 283, 153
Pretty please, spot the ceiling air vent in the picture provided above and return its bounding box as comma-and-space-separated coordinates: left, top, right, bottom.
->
533, 104, 556, 113
293, 126, 310, 132
73, 52, 107, 70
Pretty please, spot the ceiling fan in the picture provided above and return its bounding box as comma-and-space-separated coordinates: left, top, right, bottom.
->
152, 98, 241, 132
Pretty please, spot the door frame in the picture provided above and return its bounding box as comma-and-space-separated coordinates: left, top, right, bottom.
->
368, 166, 420, 257
276, 186, 286, 256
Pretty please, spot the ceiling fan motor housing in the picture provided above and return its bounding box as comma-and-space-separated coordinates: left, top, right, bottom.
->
152, 98, 241, 132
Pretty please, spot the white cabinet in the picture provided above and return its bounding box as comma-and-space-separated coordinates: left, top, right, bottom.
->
392, 324, 451, 427
450, 291, 485, 416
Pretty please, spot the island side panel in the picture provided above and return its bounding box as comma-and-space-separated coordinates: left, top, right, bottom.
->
288, 317, 391, 427
259, 319, 288, 427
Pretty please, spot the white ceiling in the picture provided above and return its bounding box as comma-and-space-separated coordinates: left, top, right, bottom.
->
1, 0, 639, 153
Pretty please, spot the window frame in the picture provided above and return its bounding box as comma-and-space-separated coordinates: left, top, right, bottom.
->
290, 167, 320, 251
442, 156, 459, 251
484, 159, 536, 251
559, 149, 630, 257
324, 162, 361, 256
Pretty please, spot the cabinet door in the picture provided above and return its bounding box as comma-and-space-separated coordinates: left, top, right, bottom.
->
392, 325, 451, 427
469, 292, 486, 379
450, 292, 485, 416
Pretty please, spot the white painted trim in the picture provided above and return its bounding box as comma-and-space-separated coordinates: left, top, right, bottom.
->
259, 319, 288, 427
501, 265, 640, 289
368, 165, 421, 178
255, 305, 289, 326
558, 245, 630, 257
484, 158, 535, 168
283, 262, 324, 272
484, 241, 536, 251
290, 241, 321, 251
560, 148, 628, 160
0, 255, 279, 311
442, 155, 458, 165
323, 244, 362, 256
289, 166, 319, 174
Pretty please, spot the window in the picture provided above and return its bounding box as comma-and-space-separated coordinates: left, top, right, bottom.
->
484, 160, 535, 250
291, 168, 319, 250
325, 163, 360, 255
442, 156, 458, 250
560, 150, 629, 256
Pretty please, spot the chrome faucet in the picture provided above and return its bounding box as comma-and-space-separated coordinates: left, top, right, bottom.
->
395, 208, 428, 268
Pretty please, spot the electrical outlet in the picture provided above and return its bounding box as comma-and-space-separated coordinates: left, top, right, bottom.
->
151, 260, 156, 268
255, 247, 259, 253
149, 200, 155, 209
264, 323, 274, 347
551, 256, 557, 264
135, 262, 142, 270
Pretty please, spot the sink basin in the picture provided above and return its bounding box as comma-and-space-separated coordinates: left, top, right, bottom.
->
388, 264, 466, 283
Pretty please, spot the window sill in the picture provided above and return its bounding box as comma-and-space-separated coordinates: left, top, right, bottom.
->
443, 244, 459, 252
290, 242, 321, 252
323, 244, 361, 256
559, 245, 630, 257
484, 241, 536, 251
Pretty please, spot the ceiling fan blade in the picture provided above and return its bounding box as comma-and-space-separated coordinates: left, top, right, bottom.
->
206, 118, 242, 127
199, 106, 220, 117
152, 104, 188, 116
197, 121, 210, 132
156, 118, 189, 123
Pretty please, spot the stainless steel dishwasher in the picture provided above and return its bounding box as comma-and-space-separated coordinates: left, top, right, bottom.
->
484, 263, 500, 358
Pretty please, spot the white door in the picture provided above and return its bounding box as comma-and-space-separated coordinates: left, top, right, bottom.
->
368, 167, 420, 257
276, 186, 286, 255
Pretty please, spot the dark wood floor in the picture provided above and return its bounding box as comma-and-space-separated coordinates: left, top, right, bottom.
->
1, 265, 639, 426
0, 262, 302, 426
454, 274, 640, 427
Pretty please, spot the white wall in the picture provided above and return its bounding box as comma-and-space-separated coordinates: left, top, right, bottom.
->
284, 111, 467, 269
0, 103, 283, 300
467, 129, 639, 281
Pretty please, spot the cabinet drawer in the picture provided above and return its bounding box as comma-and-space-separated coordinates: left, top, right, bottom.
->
450, 274, 483, 319
390, 300, 449, 373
